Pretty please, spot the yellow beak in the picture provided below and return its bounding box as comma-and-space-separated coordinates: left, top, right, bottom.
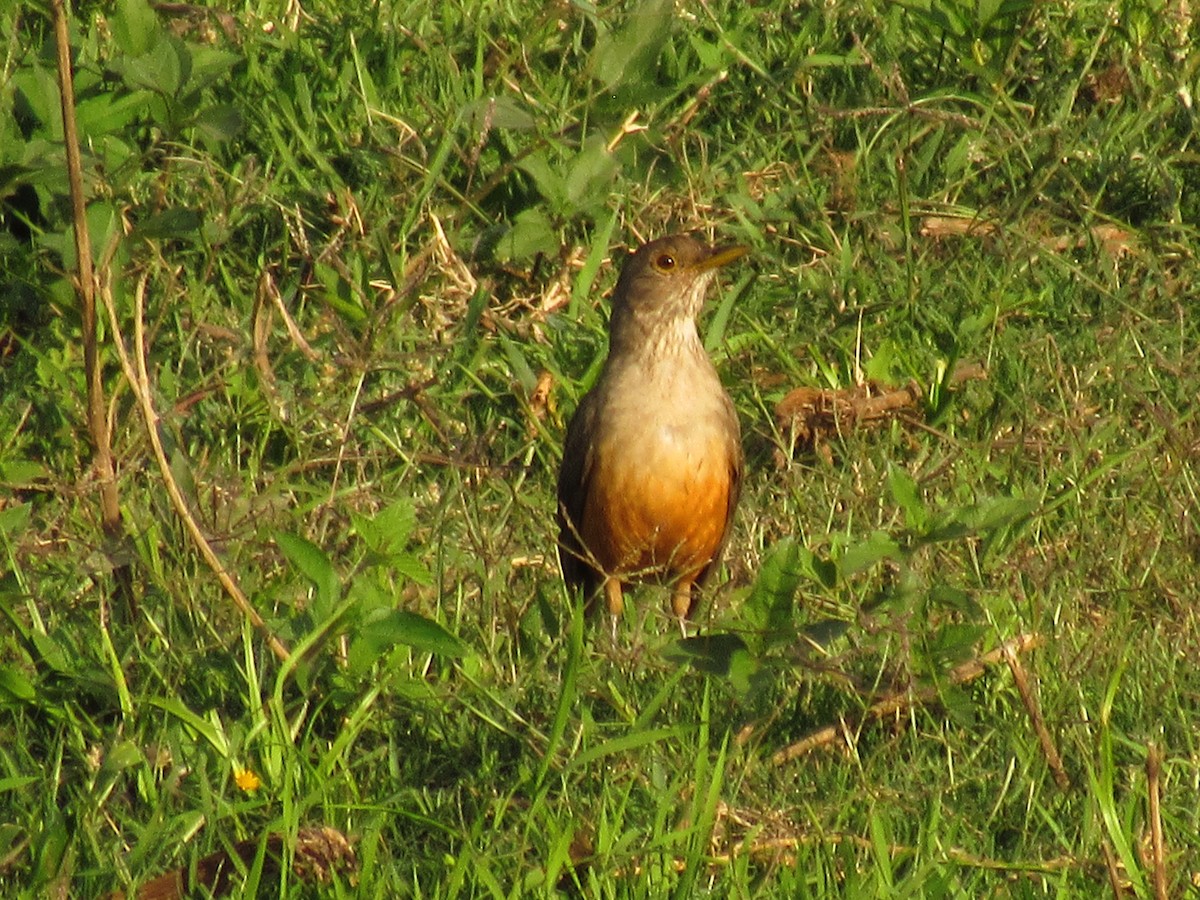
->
696, 244, 750, 272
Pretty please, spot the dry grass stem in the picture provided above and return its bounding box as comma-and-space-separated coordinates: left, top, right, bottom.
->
102, 273, 291, 664
105, 826, 356, 900
774, 361, 987, 458
1002, 639, 1070, 791
770, 633, 1042, 765
1147, 742, 1168, 900
52, 0, 133, 618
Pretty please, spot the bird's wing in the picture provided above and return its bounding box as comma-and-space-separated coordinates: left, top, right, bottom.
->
556, 391, 602, 597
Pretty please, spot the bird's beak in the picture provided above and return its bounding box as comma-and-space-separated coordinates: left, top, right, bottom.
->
697, 244, 749, 272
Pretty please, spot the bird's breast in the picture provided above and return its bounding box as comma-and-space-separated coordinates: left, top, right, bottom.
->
577, 353, 740, 579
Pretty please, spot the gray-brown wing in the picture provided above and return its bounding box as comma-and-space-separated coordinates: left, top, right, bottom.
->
556, 391, 602, 600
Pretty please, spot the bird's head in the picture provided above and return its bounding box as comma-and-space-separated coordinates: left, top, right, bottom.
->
610, 234, 748, 329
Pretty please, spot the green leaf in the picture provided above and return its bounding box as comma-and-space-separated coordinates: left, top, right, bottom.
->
149, 696, 229, 756
743, 538, 802, 637
497, 331, 538, 392
111, 0, 162, 57
276, 532, 341, 615
184, 47, 243, 96
14, 64, 65, 138
118, 39, 186, 99
132, 207, 202, 240
191, 104, 244, 143
97, 740, 143, 781
924, 495, 1035, 543
495, 208, 558, 262
926, 585, 982, 618
0, 777, 38, 795
591, 0, 674, 90
354, 497, 417, 554
391, 554, 433, 586
687, 34, 725, 71
564, 134, 618, 214
888, 464, 926, 532
0, 502, 31, 536
664, 633, 751, 678
0, 666, 36, 703
465, 95, 535, 131
75, 92, 154, 140
516, 152, 567, 210
839, 530, 903, 576
350, 609, 470, 670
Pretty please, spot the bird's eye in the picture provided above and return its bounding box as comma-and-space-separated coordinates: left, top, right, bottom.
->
655, 254, 676, 271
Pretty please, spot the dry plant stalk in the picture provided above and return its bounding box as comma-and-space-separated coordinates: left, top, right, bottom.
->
1101, 839, 1126, 898
1002, 640, 1070, 790
105, 826, 356, 900
102, 275, 290, 664
766, 633, 1042, 765
919, 215, 1137, 258
52, 0, 134, 619
1146, 742, 1168, 900
774, 361, 987, 458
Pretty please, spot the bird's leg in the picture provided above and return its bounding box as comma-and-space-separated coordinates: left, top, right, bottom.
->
604, 577, 624, 616
604, 577, 623, 640
671, 582, 693, 638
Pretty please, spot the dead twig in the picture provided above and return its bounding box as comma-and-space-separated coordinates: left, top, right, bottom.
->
1101, 840, 1126, 898
1003, 639, 1071, 791
101, 273, 290, 664
52, 0, 135, 620
774, 361, 987, 459
1146, 743, 1168, 900
767, 633, 1042, 765
105, 826, 356, 900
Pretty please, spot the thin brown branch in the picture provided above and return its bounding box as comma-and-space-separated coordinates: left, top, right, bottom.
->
768, 633, 1042, 765
1146, 742, 1168, 900
1101, 840, 1125, 898
105, 826, 356, 900
1003, 640, 1071, 791
101, 273, 290, 664
774, 361, 988, 459
52, 0, 134, 618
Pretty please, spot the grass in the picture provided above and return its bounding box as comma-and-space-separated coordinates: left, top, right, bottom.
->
3, 0, 1200, 896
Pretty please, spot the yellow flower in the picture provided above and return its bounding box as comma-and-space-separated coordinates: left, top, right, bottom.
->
234, 767, 262, 793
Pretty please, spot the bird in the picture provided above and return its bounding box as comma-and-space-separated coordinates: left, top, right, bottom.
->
556, 233, 747, 628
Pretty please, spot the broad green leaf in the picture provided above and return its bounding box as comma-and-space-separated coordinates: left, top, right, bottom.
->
888, 464, 926, 531
517, 152, 566, 210
0, 501, 31, 536
495, 208, 558, 262
354, 498, 417, 554
133, 207, 203, 241
275, 532, 341, 614
391, 555, 433, 586
743, 537, 802, 636
118, 39, 186, 99
0, 666, 36, 703
185, 48, 243, 96
111, 0, 161, 57
591, 0, 674, 90
75, 92, 153, 140
839, 530, 903, 576
664, 633, 750, 678
350, 609, 470, 670
191, 104, 244, 143
564, 134, 618, 213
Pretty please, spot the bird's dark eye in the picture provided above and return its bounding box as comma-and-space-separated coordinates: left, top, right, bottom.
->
655, 254, 676, 271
